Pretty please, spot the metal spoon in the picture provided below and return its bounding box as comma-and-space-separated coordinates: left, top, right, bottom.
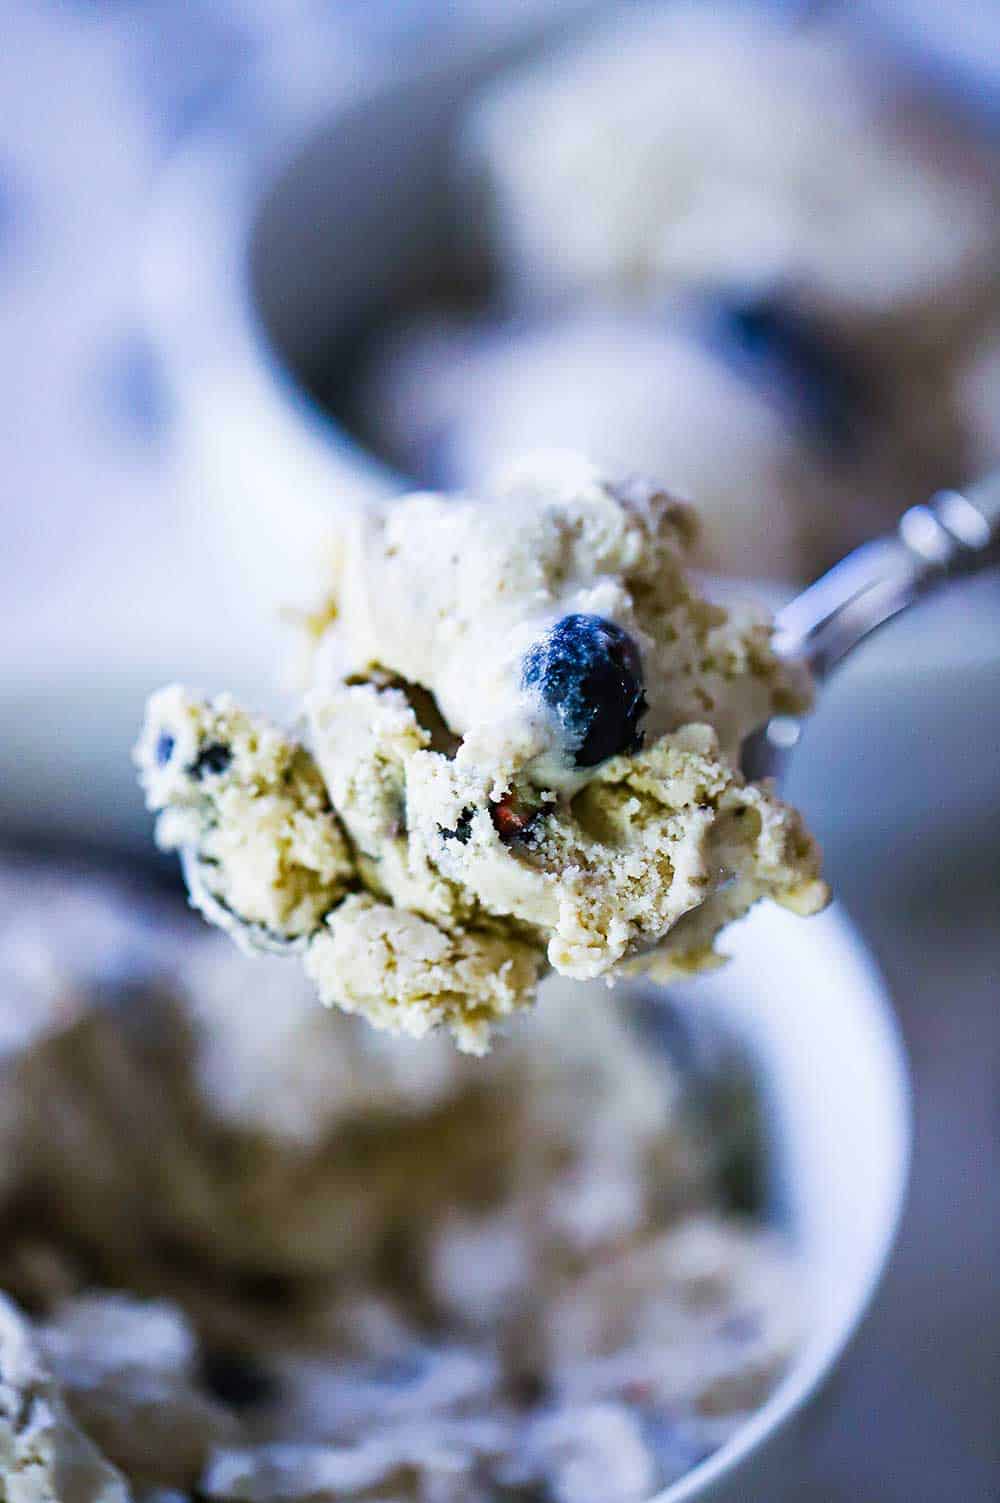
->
740, 473, 1000, 784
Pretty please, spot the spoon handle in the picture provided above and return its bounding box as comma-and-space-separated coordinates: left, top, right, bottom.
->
772, 473, 1000, 679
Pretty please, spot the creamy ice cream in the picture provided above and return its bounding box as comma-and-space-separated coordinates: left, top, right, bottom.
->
356, 2, 997, 580
467, 3, 1000, 341
137, 454, 826, 1050
0, 858, 798, 1501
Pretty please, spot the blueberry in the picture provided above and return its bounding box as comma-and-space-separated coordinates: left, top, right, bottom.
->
438, 807, 475, 844
154, 732, 176, 767
522, 614, 647, 767
190, 742, 232, 780
706, 292, 864, 448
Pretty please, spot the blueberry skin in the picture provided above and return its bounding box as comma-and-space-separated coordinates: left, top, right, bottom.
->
522, 614, 647, 767
154, 732, 175, 767
190, 742, 232, 780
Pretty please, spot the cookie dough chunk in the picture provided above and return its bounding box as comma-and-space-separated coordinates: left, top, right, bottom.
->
305, 895, 545, 1056
0, 1294, 129, 1503
302, 456, 824, 983
139, 455, 826, 1048
309, 688, 822, 984
136, 686, 355, 952
136, 690, 541, 1049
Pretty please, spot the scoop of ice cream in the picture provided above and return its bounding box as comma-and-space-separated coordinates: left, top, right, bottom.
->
312, 452, 802, 772
467, 2, 1000, 339
137, 455, 826, 1050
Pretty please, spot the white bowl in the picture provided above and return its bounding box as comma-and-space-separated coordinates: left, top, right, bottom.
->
655, 902, 909, 1501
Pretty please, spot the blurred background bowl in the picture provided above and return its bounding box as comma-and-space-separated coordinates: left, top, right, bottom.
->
647, 903, 910, 1501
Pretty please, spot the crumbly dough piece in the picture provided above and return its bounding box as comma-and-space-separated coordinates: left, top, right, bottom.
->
138, 455, 826, 1048
0, 1294, 129, 1503
136, 686, 354, 951
305, 894, 544, 1055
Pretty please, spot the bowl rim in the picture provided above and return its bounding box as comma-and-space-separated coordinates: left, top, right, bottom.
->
653, 902, 912, 1501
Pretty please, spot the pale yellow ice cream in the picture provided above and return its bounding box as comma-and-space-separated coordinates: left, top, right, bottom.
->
137, 454, 826, 1049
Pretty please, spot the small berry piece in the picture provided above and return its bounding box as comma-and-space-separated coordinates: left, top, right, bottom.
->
154, 732, 176, 767
190, 742, 232, 780
522, 614, 647, 767
438, 807, 475, 845
490, 790, 540, 843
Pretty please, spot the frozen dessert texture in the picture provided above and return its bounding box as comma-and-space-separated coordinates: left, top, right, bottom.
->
355, 3, 1000, 581
0, 859, 798, 1500
304, 893, 544, 1054
136, 686, 354, 952
467, 3, 1000, 338
0, 1293, 129, 1503
37, 1296, 237, 1491
137, 454, 826, 1048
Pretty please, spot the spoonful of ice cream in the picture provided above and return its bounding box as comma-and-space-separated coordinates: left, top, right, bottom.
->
135, 456, 998, 1052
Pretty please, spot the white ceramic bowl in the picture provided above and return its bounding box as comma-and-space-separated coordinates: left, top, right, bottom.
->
135, 78, 913, 1503
654, 902, 910, 1501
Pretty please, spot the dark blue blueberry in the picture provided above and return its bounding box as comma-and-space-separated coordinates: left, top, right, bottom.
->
154, 732, 176, 767
522, 614, 646, 768
190, 742, 232, 780
705, 292, 865, 448
438, 807, 475, 844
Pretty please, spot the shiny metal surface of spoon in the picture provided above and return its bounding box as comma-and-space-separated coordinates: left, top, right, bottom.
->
740, 473, 1000, 784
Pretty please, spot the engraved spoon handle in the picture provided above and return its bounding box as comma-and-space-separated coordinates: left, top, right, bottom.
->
773, 473, 1000, 678
740, 474, 1000, 781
